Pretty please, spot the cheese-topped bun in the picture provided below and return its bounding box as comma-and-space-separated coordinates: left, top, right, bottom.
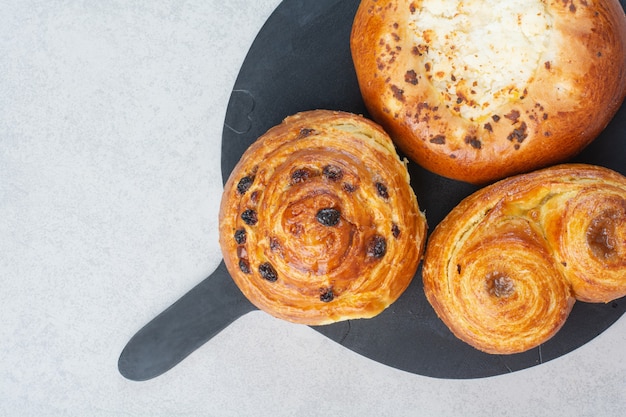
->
351, 0, 626, 184
219, 110, 428, 325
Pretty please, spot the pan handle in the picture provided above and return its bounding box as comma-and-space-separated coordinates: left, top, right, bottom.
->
118, 260, 256, 381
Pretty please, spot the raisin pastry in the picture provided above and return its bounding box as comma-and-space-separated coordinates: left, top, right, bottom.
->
219, 110, 428, 325
422, 164, 626, 354
351, 0, 626, 184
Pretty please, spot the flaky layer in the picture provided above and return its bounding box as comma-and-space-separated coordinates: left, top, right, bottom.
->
423, 164, 626, 354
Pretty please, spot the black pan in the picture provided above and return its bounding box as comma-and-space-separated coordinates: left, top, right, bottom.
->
118, 0, 626, 381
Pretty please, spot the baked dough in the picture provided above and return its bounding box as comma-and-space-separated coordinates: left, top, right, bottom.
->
422, 164, 626, 354
219, 110, 428, 325
351, 0, 626, 184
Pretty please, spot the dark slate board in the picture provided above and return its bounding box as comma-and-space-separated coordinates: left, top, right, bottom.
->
119, 0, 626, 381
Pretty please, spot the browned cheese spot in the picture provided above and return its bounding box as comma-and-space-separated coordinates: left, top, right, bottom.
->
465, 136, 482, 149
405, 69, 418, 85
504, 110, 521, 124
391, 84, 405, 101
430, 135, 446, 145
507, 122, 529, 144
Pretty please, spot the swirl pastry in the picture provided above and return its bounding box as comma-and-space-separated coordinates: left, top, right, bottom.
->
351, 0, 626, 184
422, 164, 626, 354
219, 110, 428, 325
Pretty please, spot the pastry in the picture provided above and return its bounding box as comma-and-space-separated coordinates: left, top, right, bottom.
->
422, 164, 626, 354
351, 0, 626, 184
219, 110, 428, 325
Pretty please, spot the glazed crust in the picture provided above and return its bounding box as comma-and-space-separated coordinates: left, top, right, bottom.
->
351, 0, 626, 184
219, 110, 427, 325
422, 164, 626, 354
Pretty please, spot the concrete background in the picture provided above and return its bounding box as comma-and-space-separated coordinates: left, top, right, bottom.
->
1, 1, 625, 415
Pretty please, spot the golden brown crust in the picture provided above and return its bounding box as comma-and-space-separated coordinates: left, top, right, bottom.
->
351, 0, 626, 184
422, 163, 626, 354
219, 110, 427, 325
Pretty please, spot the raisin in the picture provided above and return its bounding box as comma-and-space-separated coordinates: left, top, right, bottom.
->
323, 165, 343, 181
392, 224, 401, 239
237, 176, 254, 194
241, 209, 258, 226
316, 208, 341, 227
239, 259, 251, 274
320, 287, 334, 303
343, 183, 357, 193
376, 182, 389, 199
298, 128, 316, 138
269, 237, 281, 252
291, 168, 311, 184
259, 262, 278, 282
234, 228, 247, 244
367, 235, 387, 259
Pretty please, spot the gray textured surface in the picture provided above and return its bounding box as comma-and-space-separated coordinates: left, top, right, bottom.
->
1, 1, 625, 416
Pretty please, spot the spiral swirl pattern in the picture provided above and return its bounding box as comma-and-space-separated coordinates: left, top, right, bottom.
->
423, 164, 626, 354
219, 110, 427, 325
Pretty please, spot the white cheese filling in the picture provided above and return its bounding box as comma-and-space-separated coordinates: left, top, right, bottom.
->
409, 0, 553, 121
